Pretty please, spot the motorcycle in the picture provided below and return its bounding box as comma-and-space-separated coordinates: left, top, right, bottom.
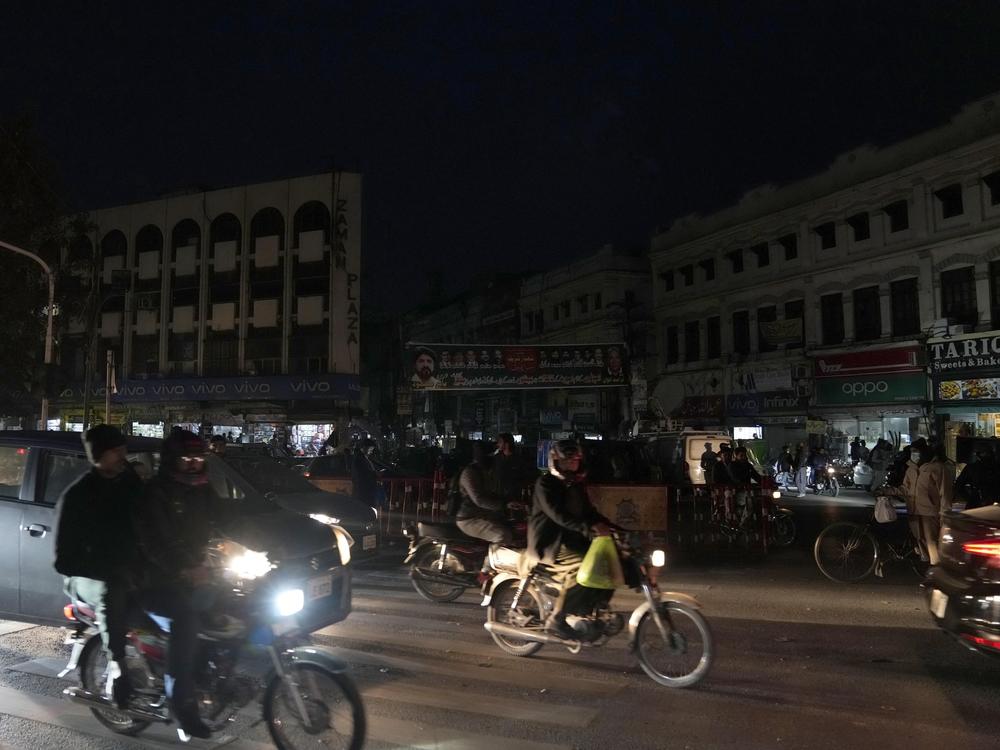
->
766, 490, 797, 548
481, 532, 713, 688
831, 458, 855, 489
811, 465, 840, 497
61, 539, 366, 748
405, 508, 527, 603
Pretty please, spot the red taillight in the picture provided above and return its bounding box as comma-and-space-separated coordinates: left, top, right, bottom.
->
303, 471, 311, 478
962, 541, 1000, 557
63, 604, 76, 621
16, 448, 26, 455
961, 633, 1000, 651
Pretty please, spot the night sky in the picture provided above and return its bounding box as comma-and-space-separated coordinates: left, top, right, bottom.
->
4, 2, 1000, 312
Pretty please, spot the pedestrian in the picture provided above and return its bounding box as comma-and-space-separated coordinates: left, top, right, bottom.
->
913, 442, 954, 565
859, 440, 870, 464
868, 439, 893, 494
793, 442, 810, 497
850, 436, 862, 465
493, 433, 522, 503
714, 444, 736, 485
774, 444, 794, 489
700, 442, 718, 485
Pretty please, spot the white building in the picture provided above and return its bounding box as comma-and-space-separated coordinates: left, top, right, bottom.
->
649, 93, 1000, 458
56, 171, 362, 441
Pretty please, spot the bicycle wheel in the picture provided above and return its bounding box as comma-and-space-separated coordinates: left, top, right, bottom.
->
814, 522, 878, 583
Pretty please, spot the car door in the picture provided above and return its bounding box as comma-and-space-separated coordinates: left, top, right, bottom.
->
0, 443, 30, 618
19, 449, 90, 622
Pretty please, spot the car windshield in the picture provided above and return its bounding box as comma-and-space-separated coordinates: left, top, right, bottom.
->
225, 455, 318, 495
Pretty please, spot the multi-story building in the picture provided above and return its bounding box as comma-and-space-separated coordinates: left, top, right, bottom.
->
649, 93, 1000, 459
54, 172, 362, 445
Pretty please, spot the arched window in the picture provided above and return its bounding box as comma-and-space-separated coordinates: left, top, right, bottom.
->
210, 213, 241, 249
135, 225, 163, 255
293, 201, 330, 247
100, 230, 127, 257
251, 207, 284, 242
171, 219, 200, 260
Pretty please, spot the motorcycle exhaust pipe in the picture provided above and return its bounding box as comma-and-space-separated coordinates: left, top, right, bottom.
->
63, 686, 170, 723
483, 621, 580, 648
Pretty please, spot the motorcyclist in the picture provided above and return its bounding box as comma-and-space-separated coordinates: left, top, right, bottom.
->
456, 441, 513, 550
527, 440, 613, 640
133, 430, 232, 739
54, 425, 142, 709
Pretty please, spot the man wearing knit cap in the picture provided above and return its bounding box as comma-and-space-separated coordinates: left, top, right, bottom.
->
54, 424, 142, 709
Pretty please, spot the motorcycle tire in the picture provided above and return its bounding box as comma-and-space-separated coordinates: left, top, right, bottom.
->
409, 545, 467, 603
487, 580, 544, 657
78, 634, 150, 736
829, 478, 840, 497
263, 663, 366, 750
635, 602, 713, 688
770, 511, 797, 548
814, 522, 878, 583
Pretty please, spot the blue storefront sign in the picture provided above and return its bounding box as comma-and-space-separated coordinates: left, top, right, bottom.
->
57, 374, 361, 403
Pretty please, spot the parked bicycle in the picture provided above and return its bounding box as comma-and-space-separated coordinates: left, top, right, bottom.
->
813, 506, 927, 583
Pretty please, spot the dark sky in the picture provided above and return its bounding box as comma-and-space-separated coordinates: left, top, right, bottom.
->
4, 2, 1000, 311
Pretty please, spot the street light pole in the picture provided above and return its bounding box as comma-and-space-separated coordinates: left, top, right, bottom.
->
0, 239, 55, 428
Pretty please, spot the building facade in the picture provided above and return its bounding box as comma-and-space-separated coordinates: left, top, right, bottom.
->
649, 93, 1000, 460
55, 172, 362, 446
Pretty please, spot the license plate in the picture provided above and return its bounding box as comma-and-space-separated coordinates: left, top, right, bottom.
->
308, 575, 333, 601
363, 534, 377, 551
930, 589, 948, 619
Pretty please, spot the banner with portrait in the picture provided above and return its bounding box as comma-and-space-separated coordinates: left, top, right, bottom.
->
405, 342, 628, 390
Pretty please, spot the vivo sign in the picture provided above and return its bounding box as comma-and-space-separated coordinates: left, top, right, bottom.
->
57, 374, 361, 403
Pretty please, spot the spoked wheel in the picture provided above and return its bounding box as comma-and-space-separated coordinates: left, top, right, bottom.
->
410, 545, 468, 602
770, 512, 797, 548
814, 522, 878, 583
635, 602, 713, 688
264, 663, 366, 750
487, 581, 544, 657
78, 636, 150, 736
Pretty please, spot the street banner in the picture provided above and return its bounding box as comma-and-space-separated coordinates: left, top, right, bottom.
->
406, 342, 627, 391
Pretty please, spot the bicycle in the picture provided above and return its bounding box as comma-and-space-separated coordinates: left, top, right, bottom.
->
813, 507, 927, 583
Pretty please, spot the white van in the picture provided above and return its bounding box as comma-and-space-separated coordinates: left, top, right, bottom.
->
636, 429, 733, 486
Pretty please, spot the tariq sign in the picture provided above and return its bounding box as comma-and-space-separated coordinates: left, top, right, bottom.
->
405, 342, 627, 390
56, 374, 361, 403
928, 332, 1000, 374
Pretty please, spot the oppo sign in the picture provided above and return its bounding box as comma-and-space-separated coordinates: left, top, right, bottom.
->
842, 380, 889, 396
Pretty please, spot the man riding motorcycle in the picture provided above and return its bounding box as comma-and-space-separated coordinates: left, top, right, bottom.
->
527, 440, 613, 640
133, 430, 234, 739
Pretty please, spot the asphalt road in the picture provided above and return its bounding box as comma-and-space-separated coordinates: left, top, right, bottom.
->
0, 514, 998, 749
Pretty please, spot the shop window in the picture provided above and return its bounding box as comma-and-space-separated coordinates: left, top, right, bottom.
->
883, 200, 909, 232
814, 222, 836, 250
665, 325, 679, 365
847, 213, 870, 242
680, 265, 694, 287
853, 286, 882, 341
732, 311, 750, 355
779, 233, 797, 261
935, 184, 964, 219
727, 249, 744, 274
751, 243, 769, 268
890, 278, 920, 337
941, 265, 978, 326
821, 293, 844, 345
684, 321, 700, 363
706, 316, 721, 359
784, 300, 804, 349
984, 171, 1000, 206
757, 306, 777, 353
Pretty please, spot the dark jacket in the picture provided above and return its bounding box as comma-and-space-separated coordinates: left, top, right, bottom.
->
528, 473, 609, 564
54, 467, 143, 582
456, 462, 505, 521
351, 452, 378, 505
728, 459, 761, 485
713, 459, 737, 486
775, 451, 794, 473
135, 475, 231, 587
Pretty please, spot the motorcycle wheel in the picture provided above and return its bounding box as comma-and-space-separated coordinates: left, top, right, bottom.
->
635, 602, 713, 688
78, 635, 150, 736
814, 522, 878, 583
487, 580, 544, 657
409, 545, 467, 603
770, 511, 797, 548
829, 477, 840, 497
264, 663, 365, 750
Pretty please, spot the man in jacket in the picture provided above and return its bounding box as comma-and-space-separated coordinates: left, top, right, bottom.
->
528, 440, 612, 640
492, 432, 523, 504
134, 430, 229, 739
699, 442, 718, 485
54, 425, 142, 709
351, 438, 379, 506
793, 443, 811, 498
774, 445, 794, 490
868, 439, 893, 494
913, 442, 954, 565
455, 441, 512, 545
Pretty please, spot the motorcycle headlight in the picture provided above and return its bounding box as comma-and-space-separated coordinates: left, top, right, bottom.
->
226, 548, 275, 580
772, 490, 782, 500
827, 467, 835, 475
275, 589, 304, 617
650, 549, 666, 568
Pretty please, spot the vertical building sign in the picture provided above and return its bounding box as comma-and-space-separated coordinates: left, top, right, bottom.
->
330, 172, 362, 375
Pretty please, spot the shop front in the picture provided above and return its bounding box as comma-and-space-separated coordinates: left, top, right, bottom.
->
812, 345, 927, 454
928, 329, 1000, 458
726, 391, 810, 459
